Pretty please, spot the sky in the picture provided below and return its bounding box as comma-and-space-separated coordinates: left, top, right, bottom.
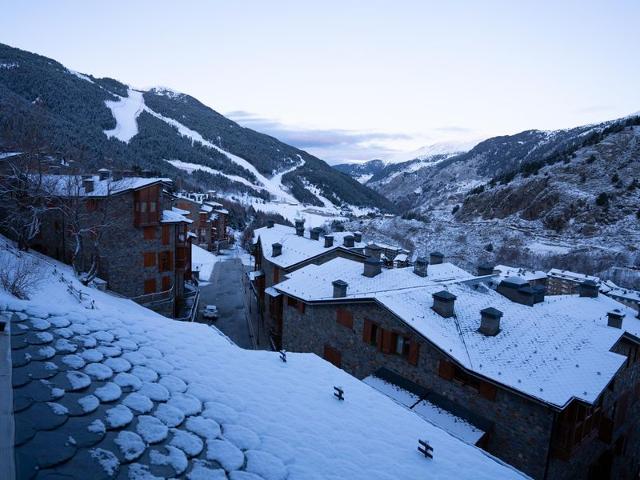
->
1, 0, 639, 164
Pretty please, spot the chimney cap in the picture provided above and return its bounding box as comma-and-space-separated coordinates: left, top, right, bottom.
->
415, 256, 429, 264
608, 309, 624, 319
478, 262, 494, 269
332, 280, 348, 287
272, 242, 282, 247
433, 290, 456, 301
481, 307, 503, 318
430, 251, 444, 258
97, 167, 110, 172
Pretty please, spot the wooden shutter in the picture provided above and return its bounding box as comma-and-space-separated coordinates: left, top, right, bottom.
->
438, 359, 455, 379
297, 301, 305, 314
479, 381, 497, 401
144, 278, 156, 294
382, 330, 394, 354
324, 345, 342, 368
273, 267, 280, 284
408, 341, 420, 365
143, 252, 156, 267
337, 309, 353, 329
362, 319, 372, 343
162, 225, 170, 245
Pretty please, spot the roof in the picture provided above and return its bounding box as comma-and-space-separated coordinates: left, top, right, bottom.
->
547, 268, 600, 283
161, 208, 193, 224
1, 241, 526, 479
274, 257, 640, 409
494, 265, 547, 282
43, 175, 172, 198
253, 224, 367, 269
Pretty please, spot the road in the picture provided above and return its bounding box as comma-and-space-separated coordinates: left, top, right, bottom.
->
197, 256, 253, 349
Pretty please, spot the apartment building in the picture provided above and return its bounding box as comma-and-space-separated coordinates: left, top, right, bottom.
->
175, 193, 229, 251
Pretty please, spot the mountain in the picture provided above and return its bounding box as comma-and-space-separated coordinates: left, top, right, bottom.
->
333, 159, 386, 183
0, 43, 393, 212
382, 140, 479, 164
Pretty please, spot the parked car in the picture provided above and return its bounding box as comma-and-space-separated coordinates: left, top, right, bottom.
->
202, 305, 219, 321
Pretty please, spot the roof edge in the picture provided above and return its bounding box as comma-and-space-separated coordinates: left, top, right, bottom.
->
0, 310, 16, 480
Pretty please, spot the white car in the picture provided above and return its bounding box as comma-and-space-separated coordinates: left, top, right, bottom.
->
202, 305, 219, 321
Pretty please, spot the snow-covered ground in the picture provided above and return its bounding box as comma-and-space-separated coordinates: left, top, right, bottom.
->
103, 89, 145, 143
166, 159, 258, 190
0, 238, 526, 479
191, 244, 224, 283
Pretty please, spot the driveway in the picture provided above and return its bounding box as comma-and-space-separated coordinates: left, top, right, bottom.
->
197, 256, 253, 349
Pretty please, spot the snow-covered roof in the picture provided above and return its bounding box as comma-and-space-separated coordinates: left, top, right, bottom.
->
43, 174, 172, 197
161, 208, 193, 224
1, 241, 526, 479
200, 204, 214, 213
494, 265, 547, 282
214, 208, 229, 215
172, 206, 191, 216
547, 268, 600, 283
275, 257, 640, 408
253, 224, 366, 269
395, 253, 409, 263
601, 280, 640, 304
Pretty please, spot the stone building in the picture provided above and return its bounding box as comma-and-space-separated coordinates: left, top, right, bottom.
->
250, 221, 368, 348
273, 256, 640, 480
175, 193, 229, 251
28, 172, 193, 317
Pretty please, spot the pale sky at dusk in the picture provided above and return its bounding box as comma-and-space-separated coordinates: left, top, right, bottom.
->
1, 0, 639, 163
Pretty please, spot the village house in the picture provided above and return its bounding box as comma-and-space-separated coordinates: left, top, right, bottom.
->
27, 170, 194, 318
273, 255, 640, 480
175, 192, 230, 251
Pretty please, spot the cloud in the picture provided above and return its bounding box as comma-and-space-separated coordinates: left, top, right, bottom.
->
226, 110, 411, 163
432, 125, 474, 133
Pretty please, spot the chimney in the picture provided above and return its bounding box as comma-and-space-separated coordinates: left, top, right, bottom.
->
579, 280, 599, 298
430, 251, 444, 265
497, 277, 536, 306
432, 291, 456, 318
333, 223, 345, 232
272, 242, 282, 257
267, 220, 275, 229
479, 307, 503, 336
353, 231, 362, 243
477, 263, 495, 276
83, 178, 94, 193
333, 280, 348, 298
324, 235, 334, 248
413, 256, 429, 277
365, 244, 382, 260
363, 257, 382, 278
295, 219, 305, 237
98, 168, 111, 181
607, 309, 624, 329
310, 227, 322, 241
343, 235, 354, 248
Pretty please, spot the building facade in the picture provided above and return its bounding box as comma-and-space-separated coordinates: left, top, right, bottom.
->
175, 193, 229, 251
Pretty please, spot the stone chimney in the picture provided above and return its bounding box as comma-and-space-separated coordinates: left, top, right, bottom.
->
363, 257, 382, 278
83, 178, 94, 193
97, 168, 111, 181
365, 244, 382, 260
267, 220, 274, 229
310, 227, 322, 241
479, 307, 503, 336
578, 280, 599, 298
353, 231, 362, 243
607, 309, 624, 329
477, 263, 495, 276
333, 223, 345, 232
324, 235, 334, 248
333, 280, 348, 298
295, 219, 305, 237
430, 251, 444, 265
272, 242, 282, 257
413, 256, 429, 277
343, 235, 355, 248
497, 278, 537, 306
432, 291, 456, 318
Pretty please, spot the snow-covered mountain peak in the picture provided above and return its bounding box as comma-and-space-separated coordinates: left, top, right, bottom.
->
384, 140, 480, 164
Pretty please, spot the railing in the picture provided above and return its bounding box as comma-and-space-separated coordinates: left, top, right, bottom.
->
176, 288, 200, 322
131, 284, 174, 306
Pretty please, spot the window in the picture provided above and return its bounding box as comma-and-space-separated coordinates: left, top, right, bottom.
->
143, 227, 156, 240
324, 345, 342, 368
396, 335, 410, 356
159, 251, 173, 272
144, 279, 156, 294
143, 252, 156, 267
336, 308, 353, 329
162, 276, 171, 291
362, 319, 381, 348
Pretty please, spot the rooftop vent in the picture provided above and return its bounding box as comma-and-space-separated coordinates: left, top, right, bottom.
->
430, 252, 444, 265
479, 307, 503, 336
83, 178, 94, 193
310, 227, 322, 241
497, 277, 538, 306
413, 257, 429, 277
97, 168, 111, 181
272, 242, 282, 257
365, 244, 382, 260
324, 235, 334, 248
363, 257, 382, 278
607, 309, 624, 329
579, 280, 599, 298
343, 235, 355, 248
353, 231, 362, 243
332, 280, 348, 298
333, 223, 345, 232
477, 263, 495, 276
432, 291, 456, 318
267, 220, 275, 229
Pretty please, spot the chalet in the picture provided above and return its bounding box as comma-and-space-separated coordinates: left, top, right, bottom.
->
28, 171, 193, 318
273, 256, 640, 480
